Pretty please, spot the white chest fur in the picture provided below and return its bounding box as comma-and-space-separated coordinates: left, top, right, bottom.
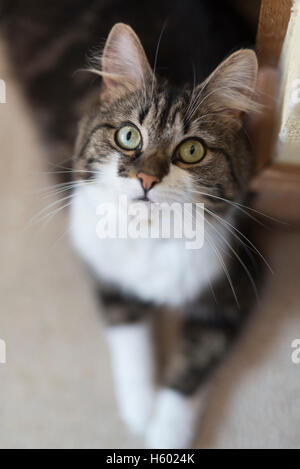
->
69, 185, 223, 306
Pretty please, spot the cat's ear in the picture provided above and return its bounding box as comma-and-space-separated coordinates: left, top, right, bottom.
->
198, 49, 258, 125
99, 23, 154, 101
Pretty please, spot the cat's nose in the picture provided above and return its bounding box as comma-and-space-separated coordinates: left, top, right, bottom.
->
137, 172, 160, 192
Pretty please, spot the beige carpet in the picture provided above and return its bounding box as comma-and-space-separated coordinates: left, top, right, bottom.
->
0, 43, 300, 449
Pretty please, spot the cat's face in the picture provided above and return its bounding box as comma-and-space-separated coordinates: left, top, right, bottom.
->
74, 23, 258, 218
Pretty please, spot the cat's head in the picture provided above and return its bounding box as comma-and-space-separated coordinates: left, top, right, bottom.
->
74, 23, 258, 216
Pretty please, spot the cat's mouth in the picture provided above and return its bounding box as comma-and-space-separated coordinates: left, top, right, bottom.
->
134, 195, 152, 203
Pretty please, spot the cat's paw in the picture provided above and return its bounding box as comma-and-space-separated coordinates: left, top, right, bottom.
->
145, 388, 203, 449
118, 386, 155, 436
106, 322, 155, 436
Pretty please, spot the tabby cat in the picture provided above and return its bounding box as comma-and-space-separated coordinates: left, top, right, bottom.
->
70, 24, 261, 448
1, 1, 263, 448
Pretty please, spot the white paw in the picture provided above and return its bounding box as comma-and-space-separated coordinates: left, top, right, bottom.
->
146, 388, 204, 449
106, 323, 155, 436
118, 386, 155, 436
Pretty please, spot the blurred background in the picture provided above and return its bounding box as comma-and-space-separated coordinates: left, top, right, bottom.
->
0, 0, 300, 449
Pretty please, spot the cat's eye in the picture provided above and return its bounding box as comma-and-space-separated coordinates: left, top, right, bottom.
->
178, 139, 206, 164
115, 124, 141, 151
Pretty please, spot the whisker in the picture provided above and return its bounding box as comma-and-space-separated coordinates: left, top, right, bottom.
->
39, 200, 74, 231
187, 83, 255, 124
182, 203, 239, 305
184, 84, 204, 124
24, 193, 75, 231
188, 186, 285, 226
34, 180, 83, 196
31, 169, 95, 176
39, 179, 97, 199
171, 203, 216, 303
200, 207, 259, 302
176, 199, 257, 302
183, 62, 197, 126
149, 21, 167, 107
45, 158, 74, 171
204, 206, 273, 273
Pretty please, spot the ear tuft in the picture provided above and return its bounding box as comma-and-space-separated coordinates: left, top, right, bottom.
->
99, 23, 154, 101
199, 49, 259, 124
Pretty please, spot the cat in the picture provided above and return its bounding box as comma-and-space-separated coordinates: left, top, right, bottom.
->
69, 23, 263, 448
1, 1, 263, 448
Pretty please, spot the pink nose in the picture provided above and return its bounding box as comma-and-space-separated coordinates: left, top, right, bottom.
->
137, 172, 160, 192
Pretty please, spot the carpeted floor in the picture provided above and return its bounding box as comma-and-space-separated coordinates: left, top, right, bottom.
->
0, 43, 300, 449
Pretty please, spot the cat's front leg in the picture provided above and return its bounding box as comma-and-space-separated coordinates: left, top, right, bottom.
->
145, 316, 217, 449
146, 272, 254, 449
100, 287, 156, 436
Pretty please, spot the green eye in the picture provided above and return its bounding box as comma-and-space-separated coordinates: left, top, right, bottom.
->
178, 139, 206, 164
115, 124, 141, 150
